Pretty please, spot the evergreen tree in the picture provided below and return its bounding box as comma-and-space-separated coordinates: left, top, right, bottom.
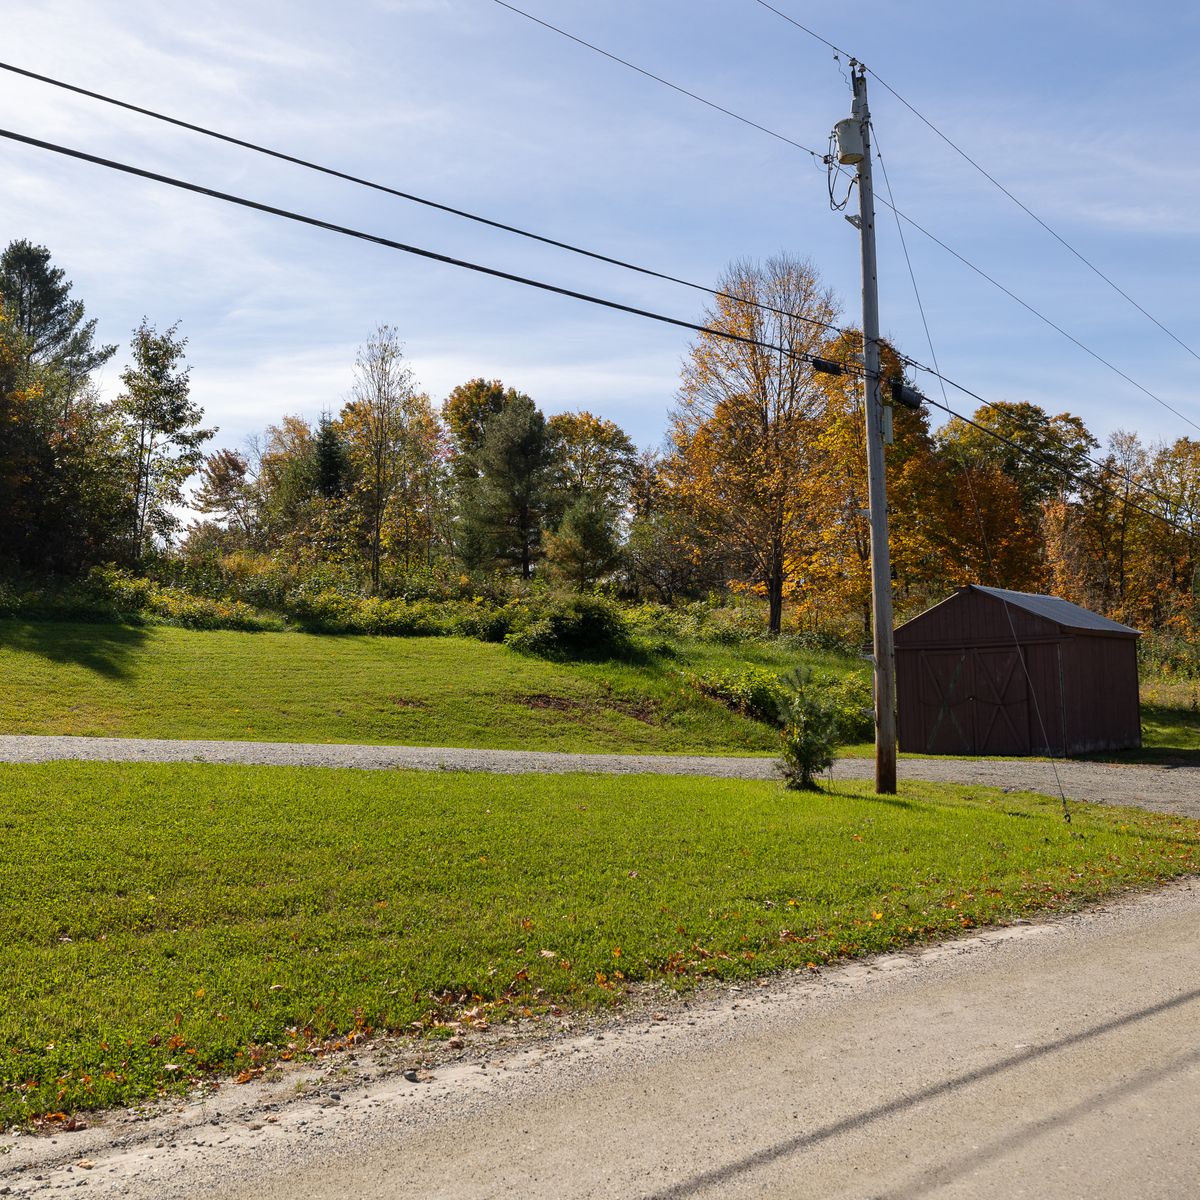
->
313, 411, 350, 499
461, 394, 550, 579
545, 495, 621, 589
0, 239, 115, 405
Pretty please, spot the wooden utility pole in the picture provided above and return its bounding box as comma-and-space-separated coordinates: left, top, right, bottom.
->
844, 63, 898, 794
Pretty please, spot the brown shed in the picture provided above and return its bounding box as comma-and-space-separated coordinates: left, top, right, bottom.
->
894, 585, 1141, 757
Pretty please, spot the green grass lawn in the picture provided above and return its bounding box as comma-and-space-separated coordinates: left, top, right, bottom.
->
0, 619, 785, 754
1, 761, 1195, 1124
1131, 678, 1200, 763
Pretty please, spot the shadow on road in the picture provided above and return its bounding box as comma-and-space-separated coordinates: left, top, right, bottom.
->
878, 1042, 1200, 1198
645, 986, 1200, 1200
0, 618, 148, 681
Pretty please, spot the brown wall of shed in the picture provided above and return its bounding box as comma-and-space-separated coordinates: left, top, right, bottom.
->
1060, 635, 1141, 753
895, 590, 1140, 757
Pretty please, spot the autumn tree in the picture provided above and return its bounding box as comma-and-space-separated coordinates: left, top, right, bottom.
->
193, 448, 256, 541
789, 331, 942, 635
546, 411, 637, 520
937, 401, 1097, 514
667, 254, 839, 633
341, 326, 441, 587
442, 378, 523, 481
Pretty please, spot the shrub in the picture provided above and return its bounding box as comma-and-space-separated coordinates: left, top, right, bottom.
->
685, 666, 789, 724
503, 595, 633, 661
1139, 630, 1200, 680
822, 671, 875, 742
777, 672, 840, 790
85, 565, 282, 632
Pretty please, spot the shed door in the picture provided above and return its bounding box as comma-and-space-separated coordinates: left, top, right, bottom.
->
918, 651, 974, 755
971, 648, 1031, 755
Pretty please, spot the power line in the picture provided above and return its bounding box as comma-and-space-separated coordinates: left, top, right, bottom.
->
749, 2, 1200, 376
923, 391, 1198, 540
0, 125, 833, 370
491, 0, 825, 159
748, 0, 854, 60
490, 5, 1200, 438
4, 121, 1189, 542
874, 192, 1200, 437
904, 354, 1197, 519
875, 124, 1193, 520
865, 67, 1200, 367
0, 60, 846, 343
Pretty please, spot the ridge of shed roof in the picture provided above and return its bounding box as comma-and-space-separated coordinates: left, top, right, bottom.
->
970, 585, 1141, 636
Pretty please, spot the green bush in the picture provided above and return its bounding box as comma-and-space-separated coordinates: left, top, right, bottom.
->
504, 595, 633, 661
1139, 630, 1200, 680
685, 665, 789, 724
687, 663, 875, 744
86, 566, 282, 632
777, 671, 840, 790
822, 671, 875, 742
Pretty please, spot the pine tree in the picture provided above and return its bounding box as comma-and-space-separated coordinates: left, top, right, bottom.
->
459, 394, 550, 578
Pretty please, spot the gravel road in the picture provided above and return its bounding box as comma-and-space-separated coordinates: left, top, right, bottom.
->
2, 733, 1197, 817
6, 881, 1200, 1199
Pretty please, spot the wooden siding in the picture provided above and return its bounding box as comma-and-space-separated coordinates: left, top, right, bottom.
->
895, 587, 1140, 757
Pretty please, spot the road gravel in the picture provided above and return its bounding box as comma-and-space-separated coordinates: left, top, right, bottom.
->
1, 733, 1197, 817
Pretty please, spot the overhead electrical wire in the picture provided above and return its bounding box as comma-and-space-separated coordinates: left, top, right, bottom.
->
873, 192, 1200, 437
490, 0, 825, 159
864, 68, 1200, 368
749, 0, 854, 59
923, 392, 1197, 539
0, 125, 835, 371
2, 113, 1190, 538
0, 60, 849, 344
491, 5, 1200, 436
905, 356, 1198, 520
873, 124, 1192, 521
749, 1, 1200, 378
5, 123, 1186, 537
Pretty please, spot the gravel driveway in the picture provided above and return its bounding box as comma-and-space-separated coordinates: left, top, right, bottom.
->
2, 733, 1198, 818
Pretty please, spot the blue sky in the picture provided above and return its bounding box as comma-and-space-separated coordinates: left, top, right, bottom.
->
3, 0, 1199, 467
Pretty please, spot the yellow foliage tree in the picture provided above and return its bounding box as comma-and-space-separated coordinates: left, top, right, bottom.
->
666, 255, 839, 634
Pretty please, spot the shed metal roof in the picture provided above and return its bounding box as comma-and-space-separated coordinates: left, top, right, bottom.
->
971, 585, 1141, 636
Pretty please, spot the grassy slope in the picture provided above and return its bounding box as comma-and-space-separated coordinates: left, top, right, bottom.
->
1134, 678, 1200, 761
1, 761, 1195, 1123
0, 620, 785, 754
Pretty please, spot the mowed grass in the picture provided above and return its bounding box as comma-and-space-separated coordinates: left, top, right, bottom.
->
0, 620, 780, 754
1136, 678, 1200, 761
2, 761, 1196, 1124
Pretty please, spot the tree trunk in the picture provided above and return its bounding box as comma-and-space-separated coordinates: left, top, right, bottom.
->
767, 540, 785, 635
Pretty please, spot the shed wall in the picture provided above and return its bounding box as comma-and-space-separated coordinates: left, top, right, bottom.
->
894, 589, 1141, 757
1061, 635, 1141, 753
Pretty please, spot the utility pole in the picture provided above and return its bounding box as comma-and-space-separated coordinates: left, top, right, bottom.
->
836, 63, 897, 794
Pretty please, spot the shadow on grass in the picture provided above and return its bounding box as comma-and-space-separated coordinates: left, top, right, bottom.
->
0, 619, 148, 680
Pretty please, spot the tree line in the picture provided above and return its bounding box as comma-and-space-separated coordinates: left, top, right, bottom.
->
1, 241, 1197, 639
